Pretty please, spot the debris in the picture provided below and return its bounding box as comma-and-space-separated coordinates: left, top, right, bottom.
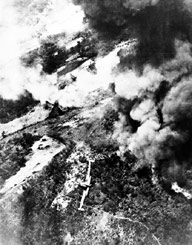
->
78, 160, 92, 211
52, 143, 94, 211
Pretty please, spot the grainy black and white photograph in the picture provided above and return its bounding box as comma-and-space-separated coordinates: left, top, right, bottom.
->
1, 0, 192, 244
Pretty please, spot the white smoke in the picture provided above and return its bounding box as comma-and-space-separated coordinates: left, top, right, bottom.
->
44, 0, 85, 36
115, 65, 163, 99
0, 0, 123, 107
50, 49, 120, 107
0, 0, 85, 101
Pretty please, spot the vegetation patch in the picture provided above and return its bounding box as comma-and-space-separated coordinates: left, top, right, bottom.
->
0, 91, 39, 124
18, 140, 75, 245
83, 151, 192, 245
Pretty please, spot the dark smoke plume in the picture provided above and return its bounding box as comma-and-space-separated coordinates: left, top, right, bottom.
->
74, 0, 192, 187
153, 80, 192, 185
74, 0, 192, 68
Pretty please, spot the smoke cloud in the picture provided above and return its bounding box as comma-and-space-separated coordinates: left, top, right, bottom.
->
74, 0, 192, 68
0, 0, 122, 107
0, 0, 85, 102
113, 43, 192, 185
71, 0, 192, 185
2, 0, 192, 187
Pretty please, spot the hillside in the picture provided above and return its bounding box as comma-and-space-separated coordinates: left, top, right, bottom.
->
0, 84, 192, 245
1, 1, 192, 245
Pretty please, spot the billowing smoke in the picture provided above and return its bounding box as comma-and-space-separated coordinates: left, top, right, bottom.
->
2, 0, 192, 187
0, 0, 123, 107
74, 0, 192, 69
113, 41, 192, 185
133, 79, 192, 185
0, 0, 85, 103
72, 0, 192, 185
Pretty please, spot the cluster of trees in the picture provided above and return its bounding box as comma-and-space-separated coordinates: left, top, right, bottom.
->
39, 40, 68, 74
0, 91, 38, 124
21, 30, 99, 75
